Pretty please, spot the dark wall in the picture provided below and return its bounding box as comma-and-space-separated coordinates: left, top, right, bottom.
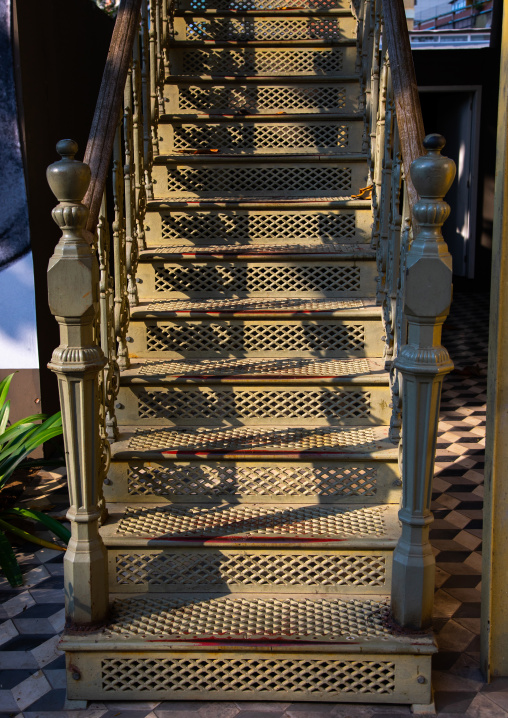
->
413, 17, 502, 289
12, 0, 114, 415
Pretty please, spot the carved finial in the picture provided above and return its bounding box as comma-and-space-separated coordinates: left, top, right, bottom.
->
410, 133, 456, 200
47, 139, 91, 204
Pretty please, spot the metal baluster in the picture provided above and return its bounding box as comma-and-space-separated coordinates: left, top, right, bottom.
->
141, 0, 154, 200
113, 125, 130, 370
123, 64, 140, 307
133, 35, 147, 253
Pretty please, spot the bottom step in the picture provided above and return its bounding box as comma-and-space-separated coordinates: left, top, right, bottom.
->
62, 594, 435, 704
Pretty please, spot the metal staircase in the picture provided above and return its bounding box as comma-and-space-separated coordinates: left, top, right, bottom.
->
45, 0, 456, 708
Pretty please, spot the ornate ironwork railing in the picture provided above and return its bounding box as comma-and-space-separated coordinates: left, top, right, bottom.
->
46, 0, 168, 626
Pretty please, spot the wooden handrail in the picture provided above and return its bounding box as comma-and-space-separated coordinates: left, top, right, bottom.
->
83, 0, 143, 233
382, 0, 425, 210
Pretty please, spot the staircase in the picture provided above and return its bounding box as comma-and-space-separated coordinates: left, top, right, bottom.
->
45, 0, 456, 708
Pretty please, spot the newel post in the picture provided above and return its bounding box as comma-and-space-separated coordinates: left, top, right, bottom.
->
391, 134, 455, 629
47, 140, 109, 626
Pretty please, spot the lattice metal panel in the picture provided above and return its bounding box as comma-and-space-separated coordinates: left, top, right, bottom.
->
114, 552, 386, 586
184, 0, 344, 10
145, 297, 362, 311
186, 18, 345, 42
160, 212, 357, 243
127, 425, 378, 452
105, 595, 392, 639
137, 357, 371, 377
172, 123, 349, 152
154, 265, 361, 294
166, 165, 352, 195
181, 48, 344, 76
127, 463, 379, 497
137, 388, 371, 420
146, 322, 365, 353
177, 85, 348, 113
102, 656, 396, 695
116, 504, 386, 537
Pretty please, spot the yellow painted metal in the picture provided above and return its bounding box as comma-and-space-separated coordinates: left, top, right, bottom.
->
481, 0, 508, 680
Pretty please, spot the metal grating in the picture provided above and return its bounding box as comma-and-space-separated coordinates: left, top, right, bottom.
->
102, 656, 396, 694
172, 122, 349, 152
114, 552, 386, 586
181, 48, 344, 76
136, 357, 371, 376
177, 84, 348, 113
166, 165, 352, 195
127, 463, 379, 497
144, 244, 367, 255
160, 212, 357, 242
127, 426, 379, 452
116, 504, 386, 537
145, 322, 365, 354
137, 388, 371, 420
144, 298, 362, 311
154, 265, 361, 294
185, 0, 344, 10
185, 18, 345, 42
105, 595, 392, 639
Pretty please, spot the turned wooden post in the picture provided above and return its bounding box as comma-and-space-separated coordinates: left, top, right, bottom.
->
47, 140, 109, 626
391, 134, 455, 629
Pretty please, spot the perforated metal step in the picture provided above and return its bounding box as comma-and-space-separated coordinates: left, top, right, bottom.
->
173, 14, 357, 43
108, 547, 393, 593
121, 357, 386, 382
160, 118, 364, 155
145, 206, 372, 247
178, 0, 352, 10
111, 425, 397, 459
169, 45, 357, 77
136, 259, 376, 299
152, 158, 368, 199
139, 244, 374, 259
164, 80, 362, 116
102, 502, 399, 544
106, 457, 400, 506
130, 297, 376, 316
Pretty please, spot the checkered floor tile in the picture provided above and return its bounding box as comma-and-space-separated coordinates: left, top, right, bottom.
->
1, 288, 507, 717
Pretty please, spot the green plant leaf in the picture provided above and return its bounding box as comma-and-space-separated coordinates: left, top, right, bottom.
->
0, 518, 65, 551
8, 414, 48, 431
5, 508, 71, 543
0, 529, 23, 587
0, 401, 10, 436
0, 373, 15, 411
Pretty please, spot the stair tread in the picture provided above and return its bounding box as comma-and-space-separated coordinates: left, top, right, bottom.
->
175, 9, 355, 16
173, 40, 356, 48
169, 74, 359, 83
62, 593, 434, 649
139, 244, 374, 259
157, 152, 367, 163
102, 501, 399, 543
121, 357, 387, 384
111, 424, 397, 459
148, 198, 370, 210
130, 297, 378, 317
162, 113, 363, 121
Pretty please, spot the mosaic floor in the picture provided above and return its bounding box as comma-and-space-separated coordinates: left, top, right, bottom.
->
1, 289, 507, 718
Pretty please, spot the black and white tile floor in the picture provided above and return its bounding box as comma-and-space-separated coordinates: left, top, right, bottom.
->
1, 289, 507, 718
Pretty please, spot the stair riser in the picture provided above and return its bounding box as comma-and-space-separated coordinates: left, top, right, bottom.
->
164, 80, 362, 115
64, 650, 432, 704
145, 208, 372, 246
152, 160, 368, 199
159, 119, 364, 155
173, 15, 357, 42
105, 459, 401, 504
107, 548, 393, 594
169, 46, 357, 77
116, 384, 391, 426
127, 318, 384, 358
137, 260, 377, 299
